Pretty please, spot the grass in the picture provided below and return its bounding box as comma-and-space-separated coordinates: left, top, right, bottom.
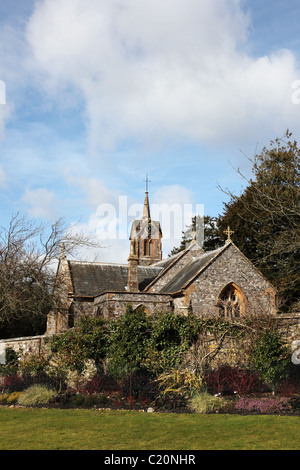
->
0, 408, 299, 450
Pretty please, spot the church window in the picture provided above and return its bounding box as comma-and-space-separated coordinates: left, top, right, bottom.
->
96, 306, 104, 317
68, 305, 75, 328
143, 239, 152, 256
218, 283, 246, 319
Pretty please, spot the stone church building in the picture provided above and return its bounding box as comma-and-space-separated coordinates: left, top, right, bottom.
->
46, 189, 277, 335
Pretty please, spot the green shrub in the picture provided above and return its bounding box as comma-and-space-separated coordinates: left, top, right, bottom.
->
68, 393, 109, 408
251, 330, 290, 387
68, 394, 85, 407
17, 385, 55, 406
188, 392, 227, 414
83, 394, 109, 408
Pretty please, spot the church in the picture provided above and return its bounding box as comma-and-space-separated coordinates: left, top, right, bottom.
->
46, 186, 277, 335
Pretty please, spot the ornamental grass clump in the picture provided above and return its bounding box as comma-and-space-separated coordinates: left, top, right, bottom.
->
17, 385, 55, 406
188, 392, 227, 414
156, 368, 203, 399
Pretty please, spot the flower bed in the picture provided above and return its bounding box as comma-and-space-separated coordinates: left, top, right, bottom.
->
234, 396, 296, 415
1, 388, 300, 416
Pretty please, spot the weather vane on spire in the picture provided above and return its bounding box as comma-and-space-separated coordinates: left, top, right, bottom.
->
144, 174, 151, 193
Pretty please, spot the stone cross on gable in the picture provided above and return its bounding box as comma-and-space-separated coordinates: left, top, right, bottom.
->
224, 225, 234, 243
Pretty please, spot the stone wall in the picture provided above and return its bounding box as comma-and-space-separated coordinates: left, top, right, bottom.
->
94, 291, 173, 318
178, 243, 276, 317
0, 335, 48, 364
0, 313, 299, 366
276, 313, 300, 343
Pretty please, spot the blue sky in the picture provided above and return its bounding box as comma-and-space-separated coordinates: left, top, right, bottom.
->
1, 0, 300, 262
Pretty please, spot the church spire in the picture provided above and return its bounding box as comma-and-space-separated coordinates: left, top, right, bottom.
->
129, 175, 162, 266
142, 175, 151, 221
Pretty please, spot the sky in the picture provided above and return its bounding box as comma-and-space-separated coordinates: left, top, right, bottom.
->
1, 0, 300, 262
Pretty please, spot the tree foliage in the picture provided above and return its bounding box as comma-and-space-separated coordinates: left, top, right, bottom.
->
171, 131, 299, 310
107, 305, 152, 376
250, 330, 290, 387
169, 215, 223, 256
218, 130, 300, 310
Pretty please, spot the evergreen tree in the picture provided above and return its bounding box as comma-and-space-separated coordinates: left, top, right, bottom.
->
169, 215, 223, 256
218, 130, 300, 311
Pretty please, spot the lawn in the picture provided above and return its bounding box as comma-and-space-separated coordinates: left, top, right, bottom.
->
0, 408, 299, 450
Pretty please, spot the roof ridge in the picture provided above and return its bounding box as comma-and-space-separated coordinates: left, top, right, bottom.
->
68, 260, 162, 270
68, 260, 128, 267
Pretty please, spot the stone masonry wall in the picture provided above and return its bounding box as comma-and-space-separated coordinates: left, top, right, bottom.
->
174, 243, 276, 318
94, 291, 173, 319
0, 335, 48, 364
0, 314, 299, 366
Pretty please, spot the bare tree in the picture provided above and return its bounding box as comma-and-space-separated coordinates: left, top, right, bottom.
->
0, 213, 101, 336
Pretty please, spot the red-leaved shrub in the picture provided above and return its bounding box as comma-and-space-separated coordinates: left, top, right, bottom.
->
204, 366, 265, 396
75, 374, 121, 395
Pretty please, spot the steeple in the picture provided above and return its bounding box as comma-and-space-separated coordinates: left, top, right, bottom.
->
128, 175, 163, 266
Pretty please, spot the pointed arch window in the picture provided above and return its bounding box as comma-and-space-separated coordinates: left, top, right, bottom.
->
217, 283, 246, 318
143, 239, 152, 256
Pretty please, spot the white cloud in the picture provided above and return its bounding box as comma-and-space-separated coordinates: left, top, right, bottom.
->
25, 0, 300, 152
69, 181, 199, 262
0, 164, 6, 188
0, 102, 12, 142
22, 187, 57, 220
62, 173, 129, 262
151, 184, 199, 255
65, 173, 120, 210
0, 16, 31, 141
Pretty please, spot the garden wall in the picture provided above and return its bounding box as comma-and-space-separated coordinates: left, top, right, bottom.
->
0, 313, 299, 366
0, 335, 48, 364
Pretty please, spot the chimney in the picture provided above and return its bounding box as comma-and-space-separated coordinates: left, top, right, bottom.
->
127, 240, 139, 292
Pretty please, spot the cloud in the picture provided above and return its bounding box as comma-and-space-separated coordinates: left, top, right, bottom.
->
66, 180, 199, 262
0, 164, 7, 188
65, 173, 120, 210
25, 0, 300, 153
151, 184, 200, 255
22, 187, 57, 220
0, 12, 32, 141
0, 101, 12, 142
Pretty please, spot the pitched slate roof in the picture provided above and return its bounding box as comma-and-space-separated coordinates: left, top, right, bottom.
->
145, 241, 204, 291
151, 249, 183, 269
159, 245, 227, 294
67, 261, 163, 297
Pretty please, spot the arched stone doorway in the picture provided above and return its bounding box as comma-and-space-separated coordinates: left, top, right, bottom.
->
217, 283, 247, 318
132, 304, 150, 316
